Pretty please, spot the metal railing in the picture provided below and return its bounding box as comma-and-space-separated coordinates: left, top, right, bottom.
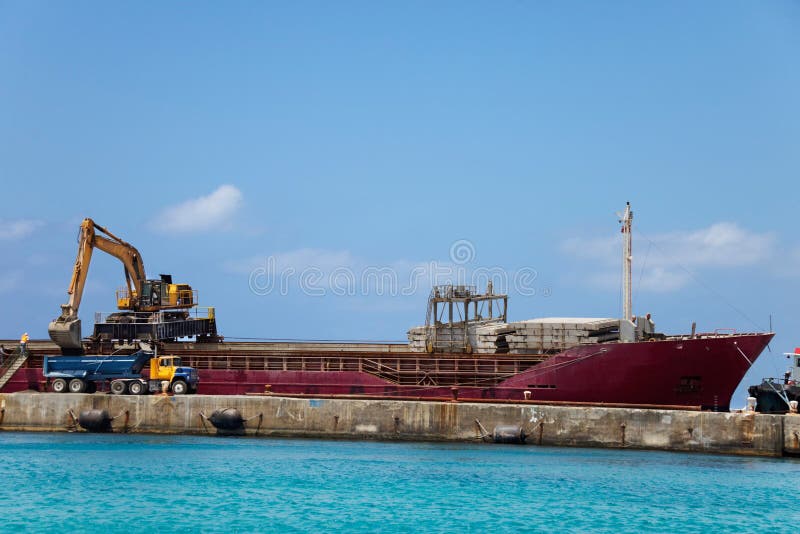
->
431, 285, 478, 299
0, 348, 28, 389
94, 307, 216, 324
176, 351, 546, 388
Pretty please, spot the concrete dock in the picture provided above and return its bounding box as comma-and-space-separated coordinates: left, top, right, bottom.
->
1, 392, 799, 457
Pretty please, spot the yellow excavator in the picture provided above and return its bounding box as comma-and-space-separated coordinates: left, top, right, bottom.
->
48, 218, 205, 350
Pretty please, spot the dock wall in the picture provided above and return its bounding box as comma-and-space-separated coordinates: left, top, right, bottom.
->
0, 393, 793, 457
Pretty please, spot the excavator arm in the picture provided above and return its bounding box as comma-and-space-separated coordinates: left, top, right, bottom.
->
49, 218, 147, 350
92, 232, 147, 305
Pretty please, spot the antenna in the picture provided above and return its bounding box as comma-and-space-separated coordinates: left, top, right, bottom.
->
619, 202, 633, 322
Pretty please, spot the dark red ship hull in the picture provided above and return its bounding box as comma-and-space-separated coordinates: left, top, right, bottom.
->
497, 333, 773, 409
1, 333, 772, 410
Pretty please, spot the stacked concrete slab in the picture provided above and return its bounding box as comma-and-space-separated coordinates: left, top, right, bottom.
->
407, 325, 464, 352
472, 323, 515, 353
506, 318, 619, 353
408, 318, 620, 354
407, 322, 514, 354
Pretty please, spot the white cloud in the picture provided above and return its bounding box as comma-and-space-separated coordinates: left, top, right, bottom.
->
561, 222, 776, 292
651, 223, 775, 268
152, 185, 243, 233
636, 267, 692, 293
0, 219, 44, 240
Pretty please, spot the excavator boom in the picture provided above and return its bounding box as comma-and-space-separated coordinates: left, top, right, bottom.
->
49, 218, 147, 350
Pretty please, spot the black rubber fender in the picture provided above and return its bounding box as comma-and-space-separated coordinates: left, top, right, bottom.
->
493, 425, 527, 444
208, 408, 246, 435
78, 409, 113, 433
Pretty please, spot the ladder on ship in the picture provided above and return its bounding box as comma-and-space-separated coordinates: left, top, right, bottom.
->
361, 359, 401, 384
0, 350, 29, 391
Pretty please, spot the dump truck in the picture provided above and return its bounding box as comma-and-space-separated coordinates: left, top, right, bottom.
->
43, 347, 199, 395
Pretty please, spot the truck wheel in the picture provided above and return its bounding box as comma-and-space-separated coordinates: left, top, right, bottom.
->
110, 380, 127, 395
171, 380, 188, 395
128, 381, 144, 395
68, 379, 87, 393
51, 378, 68, 393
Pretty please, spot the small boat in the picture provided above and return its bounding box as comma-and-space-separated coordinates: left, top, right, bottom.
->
748, 348, 800, 413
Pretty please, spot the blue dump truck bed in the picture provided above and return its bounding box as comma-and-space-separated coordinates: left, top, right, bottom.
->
43, 350, 153, 380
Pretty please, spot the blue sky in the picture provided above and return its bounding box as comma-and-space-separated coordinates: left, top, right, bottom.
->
1, 1, 798, 403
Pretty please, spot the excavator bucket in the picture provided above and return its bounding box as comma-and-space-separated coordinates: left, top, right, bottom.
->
48, 318, 83, 350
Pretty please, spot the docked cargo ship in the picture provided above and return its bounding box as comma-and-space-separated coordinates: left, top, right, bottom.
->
0, 204, 773, 410
0, 319, 773, 411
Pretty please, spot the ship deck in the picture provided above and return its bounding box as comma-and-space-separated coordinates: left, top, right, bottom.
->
0, 333, 769, 393
1, 339, 550, 388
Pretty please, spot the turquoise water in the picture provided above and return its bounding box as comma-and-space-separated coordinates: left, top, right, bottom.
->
1, 432, 798, 533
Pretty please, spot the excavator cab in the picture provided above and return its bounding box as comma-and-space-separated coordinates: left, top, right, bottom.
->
134, 279, 163, 309
117, 275, 195, 310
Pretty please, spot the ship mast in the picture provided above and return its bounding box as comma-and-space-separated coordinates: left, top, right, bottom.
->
620, 202, 633, 322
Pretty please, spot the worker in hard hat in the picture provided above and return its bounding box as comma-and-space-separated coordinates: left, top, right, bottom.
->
20, 332, 29, 355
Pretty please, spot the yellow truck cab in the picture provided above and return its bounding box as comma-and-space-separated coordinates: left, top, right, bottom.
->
151, 356, 180, 382
148, 356, 198, 394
